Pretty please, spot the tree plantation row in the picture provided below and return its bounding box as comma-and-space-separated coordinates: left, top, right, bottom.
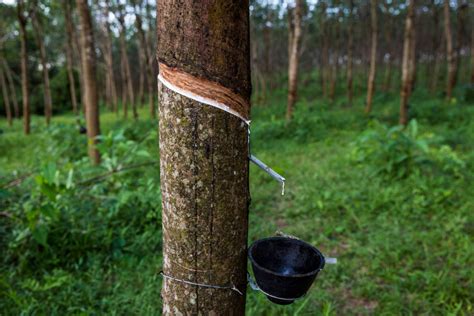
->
1, 1, 474, 314
1, 1, 473, 141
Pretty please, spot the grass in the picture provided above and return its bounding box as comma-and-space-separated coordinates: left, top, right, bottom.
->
1, 83, 473, 315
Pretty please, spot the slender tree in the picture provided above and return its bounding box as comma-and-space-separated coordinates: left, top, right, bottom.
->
286, 0, 303, 121
31, 2, 53, 125
444, 0, 456, 100
133, 0, 154, 118
347, 0, 354, 106
365, 0, 377, 114
17, 0, 30, 135
98, 0, 118, 113
76, 0, 100, 165
455, 0, 467, 84
471, 28, 474, 83
430, 0, 442, 92
382, 0, 393, 92
0, 62, 12, 126
157, 0, 251, 314
400, 0, 415, 126
62, 1, 79, 114
116, 3, 137, 120
1, 57, 19, 118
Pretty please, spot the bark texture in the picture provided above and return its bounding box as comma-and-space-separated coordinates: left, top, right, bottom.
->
286, 0, 303, 121
365, 0, 377, 114
17, 0, 30, 135
444, 0, 456, 100
76, 0, 101, 165
400, 0, 415, 126
157, 1, 251, 314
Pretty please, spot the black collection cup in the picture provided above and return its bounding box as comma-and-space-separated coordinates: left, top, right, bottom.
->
248, 237, 325, 305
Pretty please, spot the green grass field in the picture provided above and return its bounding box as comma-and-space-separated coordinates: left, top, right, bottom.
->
1, 85, 473, 315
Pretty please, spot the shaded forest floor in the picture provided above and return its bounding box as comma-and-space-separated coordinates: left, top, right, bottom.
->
1, 84, 474, 315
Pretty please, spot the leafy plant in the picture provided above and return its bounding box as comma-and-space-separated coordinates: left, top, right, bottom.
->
352, 120, 465, 179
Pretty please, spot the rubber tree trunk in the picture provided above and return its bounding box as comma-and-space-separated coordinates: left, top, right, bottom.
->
99, 1, 118, 113
157, 1, 251, 314
286, 0, 303, 121
365, 0, 377, 114
347, 0, 354, 106
444, 0, 456, 100
400, 0, 415, 126
32, 10, 53, 126
76, 0, 100, 165
63, 1, 78, 115
471, 28, 474, 83
454, 0, 467, 85
2, 59, 19, 118
382, 0, 392, 92
430, 1, 441, 93
320, 3, 328, 98
117, 5, 137, 120
17, 0, 30, 135
0, 63, 12, 126
133, 3, 155, 118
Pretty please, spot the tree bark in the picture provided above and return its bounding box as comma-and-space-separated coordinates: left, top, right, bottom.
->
76, 0, 100, 165
62, 1, 79, 115
17, 0, 30, 135
117, 4, 137, 120
157, 1, 251, 314
444, 0, 456, 100
286, 0, 303, 121
365, 0, 377, 114
1, 59, 19, 118
347, 0, 354, 106
31, 7, 52, 126
400, 0, 415, 126
0, 62, 12, 126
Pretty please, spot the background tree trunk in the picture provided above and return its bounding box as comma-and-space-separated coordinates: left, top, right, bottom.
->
117, 5, 137, 120
400, 0, 415, 126
286, 0, 303, 121
100, 1, 118, 113
62, 1, 78, 115
1, 58, 19, 118
133, 1, 154, 118
31, 7, 53, 126
444, 0, 456, 100
347, 0, 354, 106
382, 0, 392, 92
17, 0, 30, 135
157, 1, 251, 314
471, 28, 474, 83
365, 0, 377, 114
0, 62, 12, 126
76, 0, 100, 165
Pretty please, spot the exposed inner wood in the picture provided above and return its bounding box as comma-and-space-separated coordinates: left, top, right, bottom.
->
159, 62, 250, 122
